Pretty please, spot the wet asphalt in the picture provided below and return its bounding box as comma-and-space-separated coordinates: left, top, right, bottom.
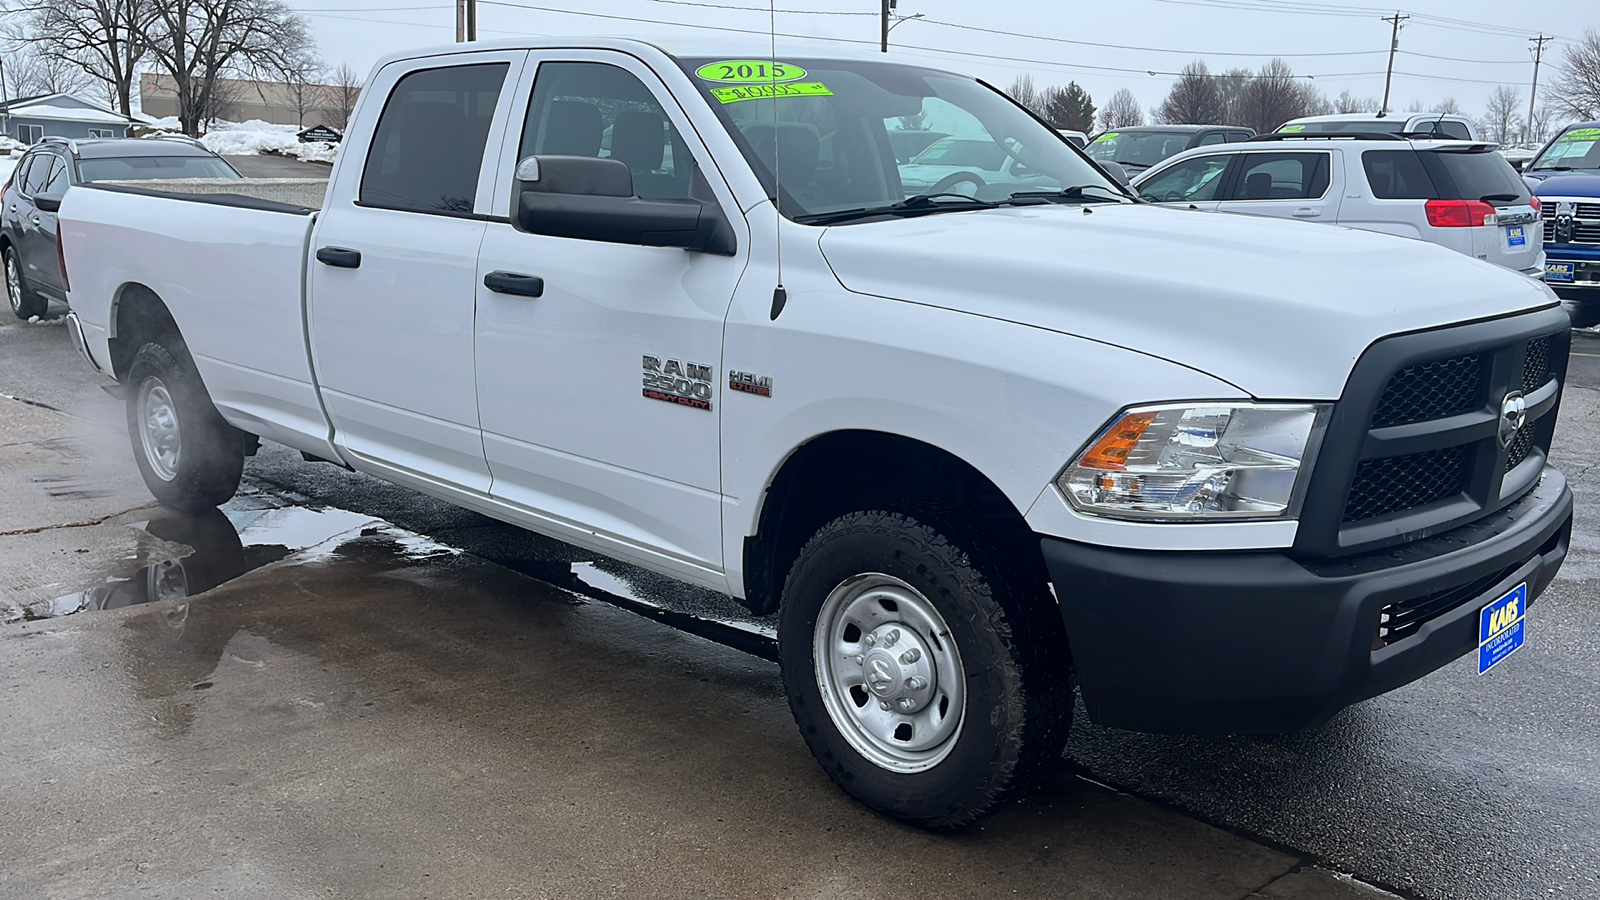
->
3, 315, 1599, 898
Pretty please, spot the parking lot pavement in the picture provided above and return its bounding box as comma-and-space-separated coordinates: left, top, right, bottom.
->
223, 154, 333, 178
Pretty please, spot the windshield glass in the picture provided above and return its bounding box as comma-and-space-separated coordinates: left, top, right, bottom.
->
677, 56, 1122, 221
1281, 120, 1404, 134
1529, 126, 1600, 171
1084, 130, 1194, 168
77, 155, 241, 182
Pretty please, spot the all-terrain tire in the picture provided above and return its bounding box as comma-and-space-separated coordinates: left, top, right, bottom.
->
777, 508, 1074, 829
5, 245, 46, 320
125, 342, 244, 512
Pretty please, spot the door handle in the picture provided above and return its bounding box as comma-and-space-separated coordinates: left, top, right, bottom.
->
483, 271, 544, 298
315, 246, 361, 268
1292, 208, 1322, 219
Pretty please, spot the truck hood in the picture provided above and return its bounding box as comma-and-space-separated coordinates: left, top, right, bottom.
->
818, 204, 1556, 399
1528, 171, 1600, 196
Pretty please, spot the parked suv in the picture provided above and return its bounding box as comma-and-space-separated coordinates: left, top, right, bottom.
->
2, 137, 240, 319
1133, 134, 1543, 276
1085, 124, 1256, 174
1278, 112, 1478, 141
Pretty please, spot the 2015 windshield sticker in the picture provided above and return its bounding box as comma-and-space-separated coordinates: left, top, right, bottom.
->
712, 82, 833, 104
696, 60, 807, 84
1560, 128, 1600, 142
1093, 132, 1118, 143
1279, 124, 1306, 133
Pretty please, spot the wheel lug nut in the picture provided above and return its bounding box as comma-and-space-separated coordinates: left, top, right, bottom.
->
905, 676, 927, 691
899, 649, 921, 664
897, 698, 917, 711
854, 655, 864, 664
863, 634, 876, 647
883, 629, 901, 647
879, 701, 891, 711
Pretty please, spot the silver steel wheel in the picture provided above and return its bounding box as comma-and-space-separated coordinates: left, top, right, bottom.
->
137, 377, 182, 482
813, 573, 966, 773
5, 252, 21, 316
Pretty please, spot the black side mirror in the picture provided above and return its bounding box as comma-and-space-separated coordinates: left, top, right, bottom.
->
34, 195, 62, 213
1097, 161, 1131, 189
513, 156, 735, 256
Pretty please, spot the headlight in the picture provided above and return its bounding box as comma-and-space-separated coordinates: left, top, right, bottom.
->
1060, 403, 1328, 521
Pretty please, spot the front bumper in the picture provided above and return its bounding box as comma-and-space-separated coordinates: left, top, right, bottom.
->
1042, 470, 1572, 735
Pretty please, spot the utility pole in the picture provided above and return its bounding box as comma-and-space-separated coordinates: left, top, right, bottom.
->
456, 0, 476, 41
1528, 34, 1553, 144
881, 0, 893, 53
1379, 12, 1408, 117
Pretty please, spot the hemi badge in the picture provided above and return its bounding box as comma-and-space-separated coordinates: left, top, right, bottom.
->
729, 370, 773, 397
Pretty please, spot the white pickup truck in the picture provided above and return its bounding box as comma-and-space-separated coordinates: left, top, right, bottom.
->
60, 37, 1574, 829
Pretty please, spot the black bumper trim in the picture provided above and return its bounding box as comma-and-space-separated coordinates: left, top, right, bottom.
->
1042, 470, 1572, 735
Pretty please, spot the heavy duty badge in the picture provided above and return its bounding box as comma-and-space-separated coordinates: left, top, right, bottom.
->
729, 370, 773, 397
643, 355, 714, 410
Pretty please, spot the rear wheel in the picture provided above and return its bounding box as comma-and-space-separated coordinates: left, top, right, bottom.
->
126, 342, 245, 512
5, 245, 45, 320
778, 509, 1073, 829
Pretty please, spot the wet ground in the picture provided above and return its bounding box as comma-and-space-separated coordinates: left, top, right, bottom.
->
222, 154, 334, 178
5, 318, 1599, 898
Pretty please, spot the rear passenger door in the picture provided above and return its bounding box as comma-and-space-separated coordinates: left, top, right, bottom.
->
309, 51, 526, 493
1216, 150, 1339, 223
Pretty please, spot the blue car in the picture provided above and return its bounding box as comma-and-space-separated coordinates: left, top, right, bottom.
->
1524, 122, 1600, 326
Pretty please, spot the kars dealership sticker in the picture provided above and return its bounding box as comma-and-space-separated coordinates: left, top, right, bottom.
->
695, 60, 807, 83
712, 82, 833, 104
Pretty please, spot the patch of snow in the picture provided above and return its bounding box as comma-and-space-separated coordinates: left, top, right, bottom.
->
0, 156, 16, 184
196, 119, 339, 165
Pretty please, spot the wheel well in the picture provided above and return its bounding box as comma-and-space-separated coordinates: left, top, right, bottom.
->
742, 431, 1046, 615
110, 284, 183, 383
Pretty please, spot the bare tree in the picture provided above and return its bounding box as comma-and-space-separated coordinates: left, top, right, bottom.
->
1482, 85, 1522, 145
1103, 88, 1144, 128
143, 0, 314, 135
1214, 67, 1253, 125
1334, 89, 1379, 114
1005, 74, 1049, 120
324, 62, 362, 131
1157, 60, 1223, 125
1298, 85, 1334, 118
271, 50, 324, 127
1430, 97, 1463, 115
1405, 99, 1426, 113
16, 0, 152, 115
1528, 103, 1559, 144
1551, 28, 1600, 120
2, 44, 96, 97
1235, 59, 1308, 134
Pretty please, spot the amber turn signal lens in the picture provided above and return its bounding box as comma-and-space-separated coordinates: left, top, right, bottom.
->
1077, 412, 1157, 471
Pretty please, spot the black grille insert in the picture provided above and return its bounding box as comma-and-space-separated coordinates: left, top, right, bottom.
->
1523, 336, 1552, 392
1344, 446, 1469, 522
1372, 355, 1482, 428
1376, 562, 1522, 647
1506, 426, 1534, 472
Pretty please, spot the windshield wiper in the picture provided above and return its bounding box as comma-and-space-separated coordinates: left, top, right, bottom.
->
794, 193, 999, 226
1001, 184, 1129, 205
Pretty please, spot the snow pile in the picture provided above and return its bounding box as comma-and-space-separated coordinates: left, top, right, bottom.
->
197, 119, 338, 165
0, 156, 17, 184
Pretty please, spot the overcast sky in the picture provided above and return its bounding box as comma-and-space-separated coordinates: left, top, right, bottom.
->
290, 0, 1594, 120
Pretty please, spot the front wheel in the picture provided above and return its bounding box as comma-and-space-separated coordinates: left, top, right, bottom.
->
5, 245, 46, 320
778, 509, 1073, 829
126, 342, 245, 512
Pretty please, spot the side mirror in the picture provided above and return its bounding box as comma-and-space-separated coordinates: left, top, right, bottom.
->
513, 155, 735, 256
1097, 161, 1131, 189
34, 194, 62, 213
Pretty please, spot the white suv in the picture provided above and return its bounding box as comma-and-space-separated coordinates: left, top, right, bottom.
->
1131, 134, 1544, 276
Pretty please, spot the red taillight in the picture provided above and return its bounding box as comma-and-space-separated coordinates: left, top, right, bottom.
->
56, 228, 69, 293
1425, 199, 1495, 228
1530, 196, 1542, 218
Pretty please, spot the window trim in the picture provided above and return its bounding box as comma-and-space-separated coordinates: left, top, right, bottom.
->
16, 123, 43, 144
1215, 149, 1336, 204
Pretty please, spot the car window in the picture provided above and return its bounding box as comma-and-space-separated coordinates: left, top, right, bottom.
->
42, 157, 70, 195
1420, 149, 1529, 204
20, 154, 52, 195
1528, 127, 1600, 172
1363, 150, 1435, 199
1197, 132, 1228, 146
1222, 152, 1330, 201
519, 62, 694, 201
1087, 131, 1197, 167
1138, 155, 1231, 203
1434, 121, 1471, 141
77, 156, 241, 182
360, 62, 509, 214
911, 138, 1008, 170
1283, 120, 1405, 135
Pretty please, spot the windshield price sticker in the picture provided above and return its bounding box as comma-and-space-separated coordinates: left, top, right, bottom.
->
696, 60, 807, 84
1279, 124, 1307, 133
713, 82, 833, 104
1559, 128, 1600, 142
1093, 132, 1118, 143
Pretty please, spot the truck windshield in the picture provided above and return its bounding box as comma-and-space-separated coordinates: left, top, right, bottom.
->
1528, 127, 1600, 172
1084, 130, 1194, 168
676, 56, 1123, 222
78, 156, 242, 182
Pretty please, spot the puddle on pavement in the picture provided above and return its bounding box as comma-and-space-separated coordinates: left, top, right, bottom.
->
12, 505, 386, 622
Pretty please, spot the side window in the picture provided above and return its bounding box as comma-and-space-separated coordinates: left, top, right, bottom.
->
1197, 132, 1228, 146
519, 62, 694, 201
43, 157, 69, 195
1137, 155, 1232, 203
21, 154, 53, 195
1437, 121, 1472, 141
1362, 150, 1434, 199
1223, 152, 1329, 201
360, 62, 509, 214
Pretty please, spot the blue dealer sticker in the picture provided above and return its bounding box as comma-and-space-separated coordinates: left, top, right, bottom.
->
1507, 225, 1526, 247
1478, 583, 1526, 675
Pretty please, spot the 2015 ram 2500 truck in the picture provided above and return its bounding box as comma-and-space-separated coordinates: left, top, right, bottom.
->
59, 38, 1574, 829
